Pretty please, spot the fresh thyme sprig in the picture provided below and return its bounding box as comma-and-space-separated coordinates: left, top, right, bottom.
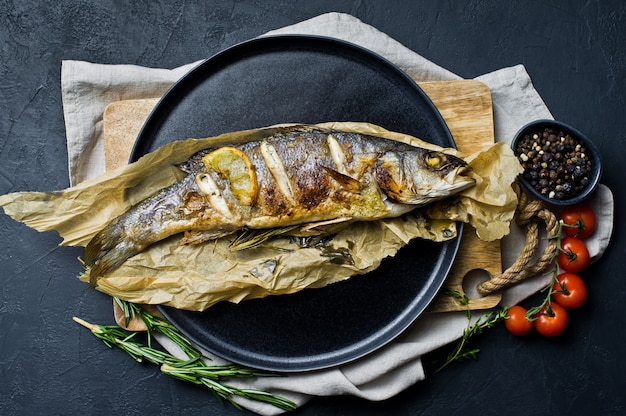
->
435, 216, 578, 370
74, 301, 296, 412
433, 289, 508, 373
229, 225, 300, 251
525, 219, 569, 320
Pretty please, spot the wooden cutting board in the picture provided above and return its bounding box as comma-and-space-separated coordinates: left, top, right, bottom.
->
420, 81, 502, 312
102, 80, 502, 312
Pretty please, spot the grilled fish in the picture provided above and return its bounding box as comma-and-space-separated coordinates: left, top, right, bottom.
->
85, 125, 475, 284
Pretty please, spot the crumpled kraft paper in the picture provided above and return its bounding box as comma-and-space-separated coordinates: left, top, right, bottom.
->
426, 140, 523, 241
0, 121, 521, 311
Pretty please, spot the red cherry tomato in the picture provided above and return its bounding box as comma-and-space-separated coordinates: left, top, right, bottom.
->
533, 303, 568, 337
559, 204, 596, 238
505, 305, 534, 336
552, 272, 587, 309
558, 236, 590, 273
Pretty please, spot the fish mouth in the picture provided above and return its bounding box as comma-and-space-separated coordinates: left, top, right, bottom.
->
398, 165, 475, 206
444, 165, 476, 192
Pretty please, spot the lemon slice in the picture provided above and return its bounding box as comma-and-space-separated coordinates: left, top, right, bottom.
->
202, 147, 257, 206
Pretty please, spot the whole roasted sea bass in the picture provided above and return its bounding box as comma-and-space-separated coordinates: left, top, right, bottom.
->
85, 125, 475, 283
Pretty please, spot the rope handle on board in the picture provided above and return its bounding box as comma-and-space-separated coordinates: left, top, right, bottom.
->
476, 191, 559, 296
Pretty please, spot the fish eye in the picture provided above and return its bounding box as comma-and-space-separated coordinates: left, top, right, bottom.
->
425, 152, 445, 169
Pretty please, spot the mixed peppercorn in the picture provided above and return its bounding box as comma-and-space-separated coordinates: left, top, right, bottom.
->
514, 127, 592, 200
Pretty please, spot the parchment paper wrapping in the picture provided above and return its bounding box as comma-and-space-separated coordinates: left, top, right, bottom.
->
0, 121, 522, 311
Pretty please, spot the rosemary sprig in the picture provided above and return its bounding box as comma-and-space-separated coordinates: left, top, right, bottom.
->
74, 302, 296, 412
161, 363, 295, 409
112, 298, 199, 356
112, 296, 136, 327
433, 289, 508, 373
73, 317, 189, 366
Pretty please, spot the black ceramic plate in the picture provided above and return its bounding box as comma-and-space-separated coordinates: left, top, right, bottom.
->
131, 35, 461, 372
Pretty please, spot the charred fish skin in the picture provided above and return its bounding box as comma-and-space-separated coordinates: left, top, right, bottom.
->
85, 126, 474, 282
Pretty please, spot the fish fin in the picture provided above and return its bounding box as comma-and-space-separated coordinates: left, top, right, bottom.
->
321, 166, 362, 192
180, 229, 237, 245
292, 217, 354, 236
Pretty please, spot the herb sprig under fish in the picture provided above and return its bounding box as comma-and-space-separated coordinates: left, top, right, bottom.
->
85, 125, 475, 284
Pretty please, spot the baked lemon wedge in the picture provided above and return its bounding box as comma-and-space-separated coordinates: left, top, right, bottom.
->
202, 146, 257, 206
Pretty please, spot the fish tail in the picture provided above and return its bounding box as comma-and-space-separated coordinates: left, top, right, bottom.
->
84, 221, 147, 286
84, 175, 208, 285
84, 222, 118, 266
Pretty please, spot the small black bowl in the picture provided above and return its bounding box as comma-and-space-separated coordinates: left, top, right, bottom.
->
511, 119, 602, 206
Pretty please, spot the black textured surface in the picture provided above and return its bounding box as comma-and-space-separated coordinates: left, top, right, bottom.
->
135, 34, 459, 372
1, 2, 625, 415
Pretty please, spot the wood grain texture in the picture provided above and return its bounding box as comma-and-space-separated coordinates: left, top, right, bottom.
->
102, 80, 502, 312
420, 80, 503, 312
103, 98, 160, 170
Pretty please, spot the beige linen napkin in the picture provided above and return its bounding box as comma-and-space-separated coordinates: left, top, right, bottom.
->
61, 12, 613, 415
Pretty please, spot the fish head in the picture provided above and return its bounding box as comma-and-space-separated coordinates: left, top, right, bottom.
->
375, 149, 475, 206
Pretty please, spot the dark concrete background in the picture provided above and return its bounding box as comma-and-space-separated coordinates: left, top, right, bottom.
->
1, 1, 624, 415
